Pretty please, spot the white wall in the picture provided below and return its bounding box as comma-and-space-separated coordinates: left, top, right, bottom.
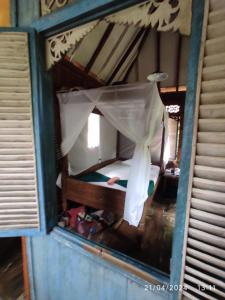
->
128, 30, 189, 88
68, 115, 117, 172
119, 119, 178, 163
118, 127, 163, 165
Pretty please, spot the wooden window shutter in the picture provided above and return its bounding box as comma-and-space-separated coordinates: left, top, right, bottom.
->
181, 1, 225, 299
0, 30, 44, 236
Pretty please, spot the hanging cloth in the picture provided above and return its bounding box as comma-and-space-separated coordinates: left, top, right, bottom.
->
57, 82, 165, 227
96, 83, 164, 226
58, 90, 101, 156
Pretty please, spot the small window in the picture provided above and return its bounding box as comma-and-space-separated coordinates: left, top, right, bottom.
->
87, 113, 100, 149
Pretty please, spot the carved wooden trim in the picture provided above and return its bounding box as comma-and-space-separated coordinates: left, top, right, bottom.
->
45, 0, 192, 69
46, 21, 99, 69
106, 0, 192, 36
41, 0, 72, 16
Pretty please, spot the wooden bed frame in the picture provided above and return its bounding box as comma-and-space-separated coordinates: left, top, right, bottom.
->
62, 158, 123, 213
61, 113, 165, 232
54, 60, 166, 236
61, 156, 163, 238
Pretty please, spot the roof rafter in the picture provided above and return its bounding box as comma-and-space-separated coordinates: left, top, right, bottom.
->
175, 35, 182, 92
107, 27, 145, 85
85, 23, 115, 74
155, 31, 161, 89
123, 27, 150, 82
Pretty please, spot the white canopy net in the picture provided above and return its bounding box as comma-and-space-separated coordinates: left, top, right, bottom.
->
57, 82, 166, 226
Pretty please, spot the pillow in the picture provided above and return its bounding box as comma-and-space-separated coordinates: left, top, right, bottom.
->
123, 159, 132, 166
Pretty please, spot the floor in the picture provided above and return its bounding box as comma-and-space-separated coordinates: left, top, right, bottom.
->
0, 238, 24, 300
63, 175, 178, 274
92, 176, 177, 273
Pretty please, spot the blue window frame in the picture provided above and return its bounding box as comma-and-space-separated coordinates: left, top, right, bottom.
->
4, 0, 205, 294
170, 1, 205, 295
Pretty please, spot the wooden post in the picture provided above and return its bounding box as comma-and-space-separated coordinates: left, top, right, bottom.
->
62, 156, 69, 211
160, 114, 165, 173
21, 237, 31, 300
116, 131, 120, 159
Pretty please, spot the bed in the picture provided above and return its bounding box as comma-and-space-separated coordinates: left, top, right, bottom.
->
56, 81, 169, 232
75, 159, 159, 193
61, 158, 162, 233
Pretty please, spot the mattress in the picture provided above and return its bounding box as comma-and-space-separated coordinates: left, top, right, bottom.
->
76, 160, 160, 195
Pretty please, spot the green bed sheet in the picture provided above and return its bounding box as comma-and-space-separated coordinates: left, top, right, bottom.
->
77, 172, 154, 196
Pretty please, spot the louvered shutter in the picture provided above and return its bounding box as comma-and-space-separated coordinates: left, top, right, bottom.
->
181, 1, 225, 299
0, 30, 42, 236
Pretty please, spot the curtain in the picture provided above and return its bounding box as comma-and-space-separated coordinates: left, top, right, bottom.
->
96, 83, 164, 226
57, 91, 97, 156
57, 82, 165, 226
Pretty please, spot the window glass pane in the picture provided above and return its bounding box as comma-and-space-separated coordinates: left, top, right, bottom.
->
87, 113, 100, 149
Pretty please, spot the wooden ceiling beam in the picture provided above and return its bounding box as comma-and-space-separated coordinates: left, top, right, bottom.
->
85, 23, 115, 74
53, 58, 103, 90
107, 27, 145, 85
155, 31, 161, 89
156, 31, 161, 73
175, 35, 182, 92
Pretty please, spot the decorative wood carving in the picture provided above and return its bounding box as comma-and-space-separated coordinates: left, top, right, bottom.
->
46, 21, 98, 69
41, 0, 73, 16
45, 0, 192, 69
166, 105, 181, 120
166, 105, 180, 114
106, 0, 192, 36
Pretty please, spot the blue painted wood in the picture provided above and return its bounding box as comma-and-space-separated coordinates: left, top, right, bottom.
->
31, 0, 147, 36
0, 228, 39, 238
10, 0, 17, 26
170, 0, 205, 298
28, 28, 48, 234
26, 238, 36, 300
31, 32, 57, 231
16, 0, 40, 27
127, 280, 170, 300
54, 227, 169, 285
27, 228, 171, 300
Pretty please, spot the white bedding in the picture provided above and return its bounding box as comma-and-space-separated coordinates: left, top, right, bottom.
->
58, 160, 160, 192
82, 160, 160, 192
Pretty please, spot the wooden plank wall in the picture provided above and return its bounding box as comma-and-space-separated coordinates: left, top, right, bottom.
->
27, 228, 170, 300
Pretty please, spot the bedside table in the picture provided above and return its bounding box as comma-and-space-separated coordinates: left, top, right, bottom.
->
162, 172, 179, 199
